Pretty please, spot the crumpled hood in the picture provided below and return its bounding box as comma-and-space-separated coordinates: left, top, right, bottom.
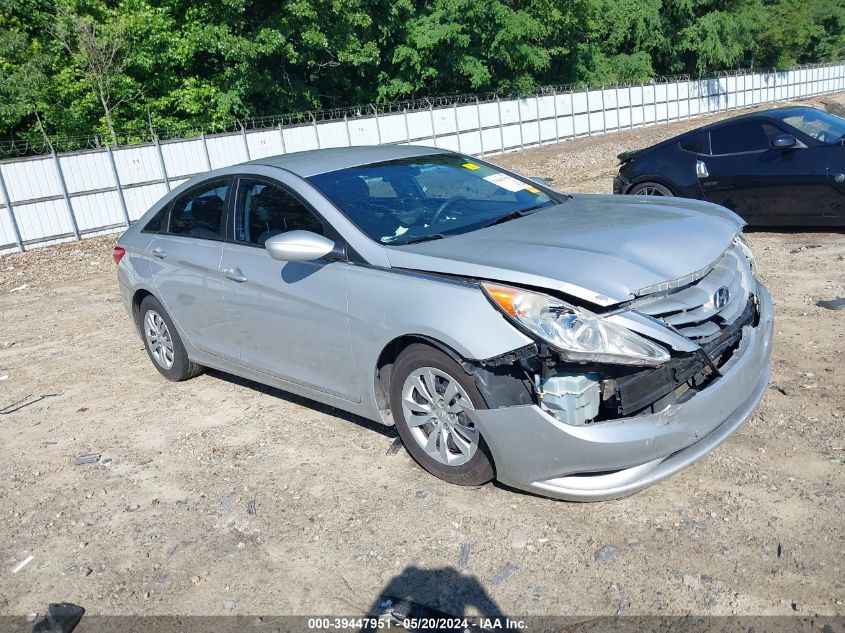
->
384, 194, 744, 307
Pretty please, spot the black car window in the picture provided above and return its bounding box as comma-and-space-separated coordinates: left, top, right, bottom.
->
679, 133, 706, 153
234, 179, 324, 246
167, 179, 228, 240
141, 205, 169, 233
709, 122, 770, 155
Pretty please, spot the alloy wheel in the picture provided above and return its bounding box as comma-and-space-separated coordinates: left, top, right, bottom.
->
144, 310, 175, 369
401, 366, 478, 466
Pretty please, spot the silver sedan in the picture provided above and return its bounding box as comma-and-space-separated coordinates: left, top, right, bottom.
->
114, 145, 773, 501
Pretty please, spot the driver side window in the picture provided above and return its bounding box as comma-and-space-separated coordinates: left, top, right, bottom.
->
234, 179, 324, 246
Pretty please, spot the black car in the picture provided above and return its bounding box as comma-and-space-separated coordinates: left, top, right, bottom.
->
613, 106, 845, 226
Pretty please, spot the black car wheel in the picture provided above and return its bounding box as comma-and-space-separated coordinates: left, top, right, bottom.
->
630, 182, 674, 197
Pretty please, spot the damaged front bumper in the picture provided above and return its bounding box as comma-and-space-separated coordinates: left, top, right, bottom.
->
465, 283, 774, 502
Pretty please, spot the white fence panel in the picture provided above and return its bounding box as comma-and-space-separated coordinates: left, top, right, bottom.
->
14, 199, 74, 242
71, 191, 124, 231
378, 114, 407, 145
3, 157, 61, 203
205, 134, 248, 169
2, 62, 844, 252
247, 128, 286, 158
161, 138, 207, 177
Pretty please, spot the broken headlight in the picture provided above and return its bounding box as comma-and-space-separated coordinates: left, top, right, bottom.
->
733, 231, 755, 270
481, 283, 670, 367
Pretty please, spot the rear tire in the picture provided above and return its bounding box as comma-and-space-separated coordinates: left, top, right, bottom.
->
389, 344, 495, 486
138, 296, 202, 382
630, 181, 674, 197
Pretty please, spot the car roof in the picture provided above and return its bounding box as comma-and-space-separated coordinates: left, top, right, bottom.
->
247, 144, 449, 177
632, 106, 822, 155
692, 106, 817, 132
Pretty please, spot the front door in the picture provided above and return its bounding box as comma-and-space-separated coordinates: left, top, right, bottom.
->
219, 177, 358, 401
148, 178, 236, 359
699, 121, 830, 225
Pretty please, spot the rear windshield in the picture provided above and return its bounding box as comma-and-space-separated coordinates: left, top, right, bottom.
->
307, 154, 559, 245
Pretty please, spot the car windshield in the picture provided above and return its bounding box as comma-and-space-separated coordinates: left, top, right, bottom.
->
307, 154, 560, 245
777, 109, 845, 144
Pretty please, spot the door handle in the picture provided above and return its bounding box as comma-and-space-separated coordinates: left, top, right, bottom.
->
222, 267, 248, 283
151, 247, 167, 259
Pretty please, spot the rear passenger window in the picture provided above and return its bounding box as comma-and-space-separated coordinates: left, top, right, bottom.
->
167, 180, 228, 240
141, 205, 169, 233
709, 123, 769, 154
234, 180, 324, 246
679, 133, 705, 153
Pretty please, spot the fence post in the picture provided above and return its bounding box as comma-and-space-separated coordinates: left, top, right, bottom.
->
675, 81, 681, 121
601, 85, 607, 134
106, 146, 131, 226
535, 94, 542, 146
586, 89, 592, 136
553, 89, 560, 142
475, 99, 485, 157
51, 151, 80, 240
628, 85, 634, 129
569, 91, 576, 137
200, 133, 212, 169
517, 98, 524, 149
0, 167, 24, 252
241, 124, 252, 158
153, 138, 170, 193
344, 114, 353, 146
428, 100, 437, 148
311, 113, 322, 149
278, 123, 288, 154
653, 81, 659, 123
453, 102, 462, 153
403, 108, 410, 145
371, 106, 382, 145
496, 97, 505, 152
614, 85, 621, 130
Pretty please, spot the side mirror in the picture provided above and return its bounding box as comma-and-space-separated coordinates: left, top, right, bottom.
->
771, 134, 797, 150
265, 230, 336, 262
529, 176, 552, 186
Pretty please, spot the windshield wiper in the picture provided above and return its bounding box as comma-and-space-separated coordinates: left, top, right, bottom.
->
482, 205, 546, 229
401, 233, 446, 245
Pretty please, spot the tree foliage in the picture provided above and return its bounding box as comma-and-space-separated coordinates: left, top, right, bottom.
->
1, 0, 843, 145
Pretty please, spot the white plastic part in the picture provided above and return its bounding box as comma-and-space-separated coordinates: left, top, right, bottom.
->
540, 373, 601, 426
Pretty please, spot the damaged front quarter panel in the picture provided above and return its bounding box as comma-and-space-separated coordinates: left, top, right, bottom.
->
463, 284, 773, 501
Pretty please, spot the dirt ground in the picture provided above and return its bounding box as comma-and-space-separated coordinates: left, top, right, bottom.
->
1, 95, 844, 620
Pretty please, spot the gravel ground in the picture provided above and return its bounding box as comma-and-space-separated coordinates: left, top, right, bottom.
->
0, 95, 843, 620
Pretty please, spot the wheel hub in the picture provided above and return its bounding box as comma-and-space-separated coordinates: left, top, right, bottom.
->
144, 310, 175, 370
400, 366, 478, 466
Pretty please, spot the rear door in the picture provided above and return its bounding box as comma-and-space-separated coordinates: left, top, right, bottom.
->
699, 121, 829, 225
219, 176, 357, 401
148, 178, 236, 359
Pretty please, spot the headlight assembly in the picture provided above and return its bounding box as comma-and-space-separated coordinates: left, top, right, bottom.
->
733, 231, 755, 270
481, 282, 670, 367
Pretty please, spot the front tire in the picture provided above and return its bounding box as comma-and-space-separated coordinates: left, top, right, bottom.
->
629, 181, 674, 197
138, 296, 202, 382
389, 344, 495, 486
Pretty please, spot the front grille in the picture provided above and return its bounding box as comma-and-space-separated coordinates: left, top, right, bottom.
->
633, 245, 754, 343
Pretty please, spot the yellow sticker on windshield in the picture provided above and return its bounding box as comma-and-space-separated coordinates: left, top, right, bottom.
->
462, 163, 480, 170
525, 185, 540, 194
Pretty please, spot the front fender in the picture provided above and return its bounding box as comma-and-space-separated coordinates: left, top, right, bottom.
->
346, 265, 533, 412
